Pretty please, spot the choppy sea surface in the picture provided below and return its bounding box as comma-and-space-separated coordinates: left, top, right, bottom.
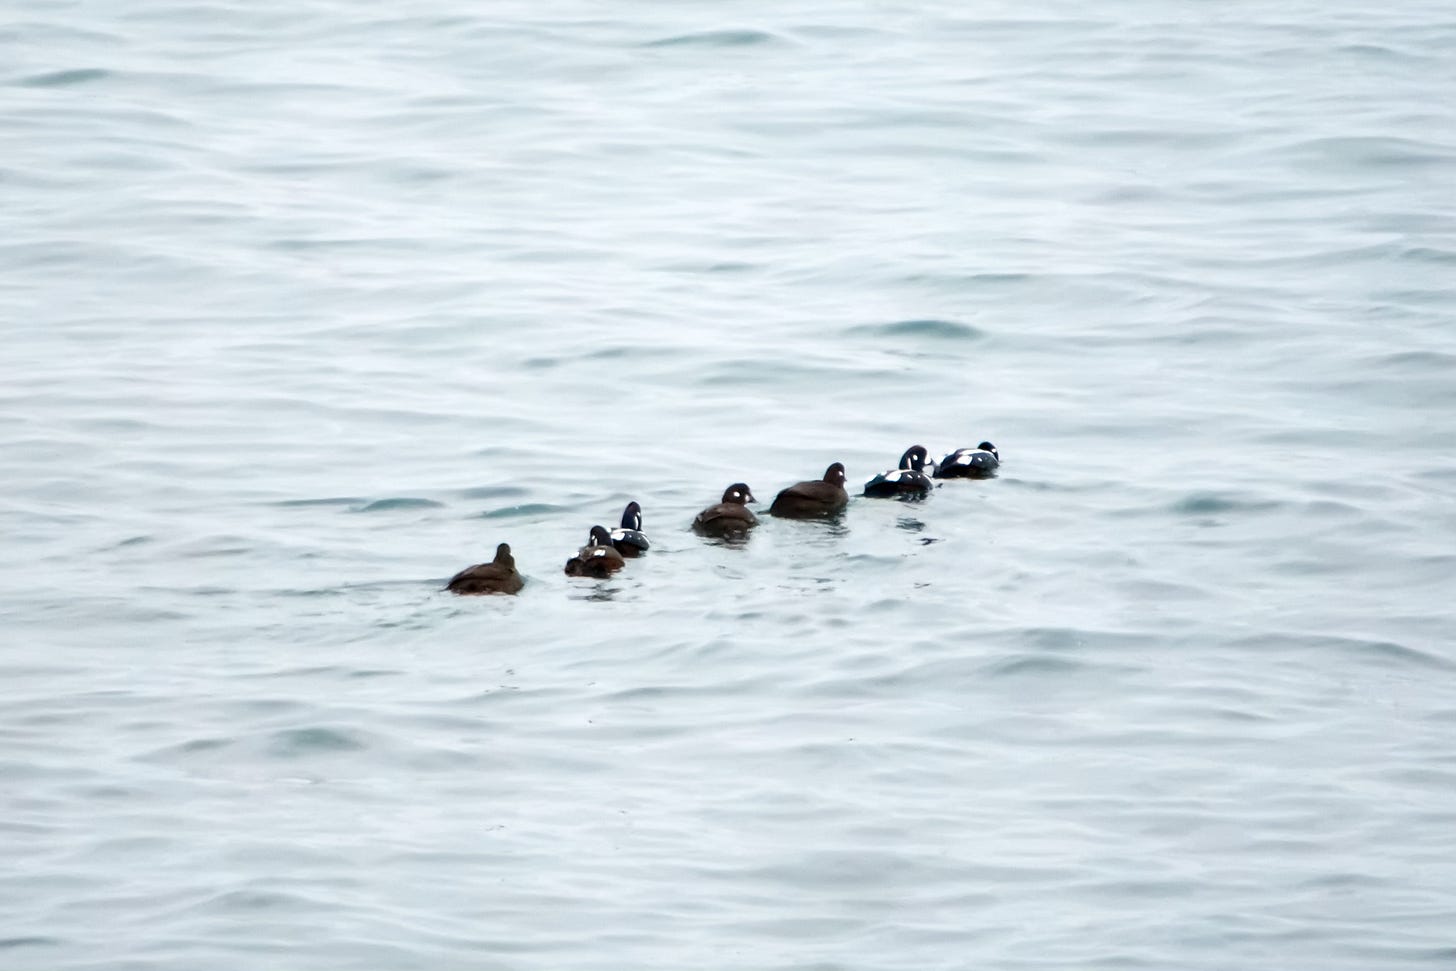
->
4, 1, 1456, 968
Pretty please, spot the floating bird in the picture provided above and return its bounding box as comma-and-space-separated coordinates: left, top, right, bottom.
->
610, 500, 650, 557
863, 445, 935, 498
769, 462, 849, 519
445, 543, 524, 595
934, 441, 999, 478
692, 483, 758, 538
564, 525, 625, 578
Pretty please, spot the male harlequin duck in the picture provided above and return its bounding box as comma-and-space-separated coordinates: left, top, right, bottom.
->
692, 483, 758, 537
863, 445, 935, 498
610, 501, 649, 557
769, 462, 849, 519
564, 525, 625, 578
445, 542, 524, 595
934, 441, 999, 478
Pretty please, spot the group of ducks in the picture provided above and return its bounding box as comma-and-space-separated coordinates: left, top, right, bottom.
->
445, 441, 1001, 595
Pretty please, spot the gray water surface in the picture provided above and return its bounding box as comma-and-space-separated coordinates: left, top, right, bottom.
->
4, 1, 1456, 968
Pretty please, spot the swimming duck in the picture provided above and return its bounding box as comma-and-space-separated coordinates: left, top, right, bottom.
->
863, 445, 935, 498
934, 441, 999, 478
445, 542, 524, 595
564, 525, 625, 578
610, 501, 649, 557
692, 483, 758, 537
769, 462, 849, 519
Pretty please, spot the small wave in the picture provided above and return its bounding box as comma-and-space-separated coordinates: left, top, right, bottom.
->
350, 497, 444, 513
699, 358, 897, 387
1238, 633, 1454, 671
477, 502, 566, 520
138, 736, 234, 763
0, 937, 61, 950
1278, 134, 1452, 170
105, 534, 153, 549
14, 67, 110, 88
981, 654, 1089, 678
268, 726, 367, 756
1337, 42, 1403, 59
1336, 637, 1454, 671
845, 318, 985, 341
347, 668, 400, 679
195, 888, 316, 912
1394, 245, 1456, 266
583, 345, 636, 360
455, 484, 530, 501
1171, 491, 1284, 516
1366, 349, 1456, 372
177, 737, 231, 754
642, 28, 787, 49
272, 496, 364, 508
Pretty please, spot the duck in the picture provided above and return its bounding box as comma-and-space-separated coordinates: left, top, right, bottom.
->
692, 483, 758, 537
609, 501, 649, 557
564, 525, 625, 578
934, 441, 999, 478
863, 445, 935, 498
769, 462, 849, 519
445, 542, 524, 595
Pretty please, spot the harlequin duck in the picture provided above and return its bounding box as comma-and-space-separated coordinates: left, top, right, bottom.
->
445, 542, 524, 595
769, 462, 849, 519
934, 442, 999, 478
863, 445, 935, 498
610, 501, 649, 557
564, 525, 625, 578
692, 483, 758, 537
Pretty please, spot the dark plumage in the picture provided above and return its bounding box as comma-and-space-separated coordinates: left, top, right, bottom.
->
610, 501, 649, 557
692, 483, 758, 537
445, 542, 524, 595
934, 441, 999, 478
769, 462, 849, 519
564, 525, 625, 578
863, 445, 935, 498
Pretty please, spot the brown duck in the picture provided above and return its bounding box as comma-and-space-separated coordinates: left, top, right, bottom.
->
769, 462, 849, 519
564, 525, 625, 578
692, 483, 758, 538
445, 543, 524, 595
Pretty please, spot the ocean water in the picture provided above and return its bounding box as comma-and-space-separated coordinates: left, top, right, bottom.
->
4, 0, 1456, 967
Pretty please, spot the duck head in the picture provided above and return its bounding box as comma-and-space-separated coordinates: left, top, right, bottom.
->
721, 483, 755, 505
899, 446, 931, 473
620, 501, 643, 532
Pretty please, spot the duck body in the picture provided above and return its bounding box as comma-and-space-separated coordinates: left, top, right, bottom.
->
770, 462, 849, 519
446, 542, 524, 595
564, 525, 625, 578
610, 500, 649, 557
692, 483, 758, 537
863, 445, 935, 498
934, 441, 1000, 479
